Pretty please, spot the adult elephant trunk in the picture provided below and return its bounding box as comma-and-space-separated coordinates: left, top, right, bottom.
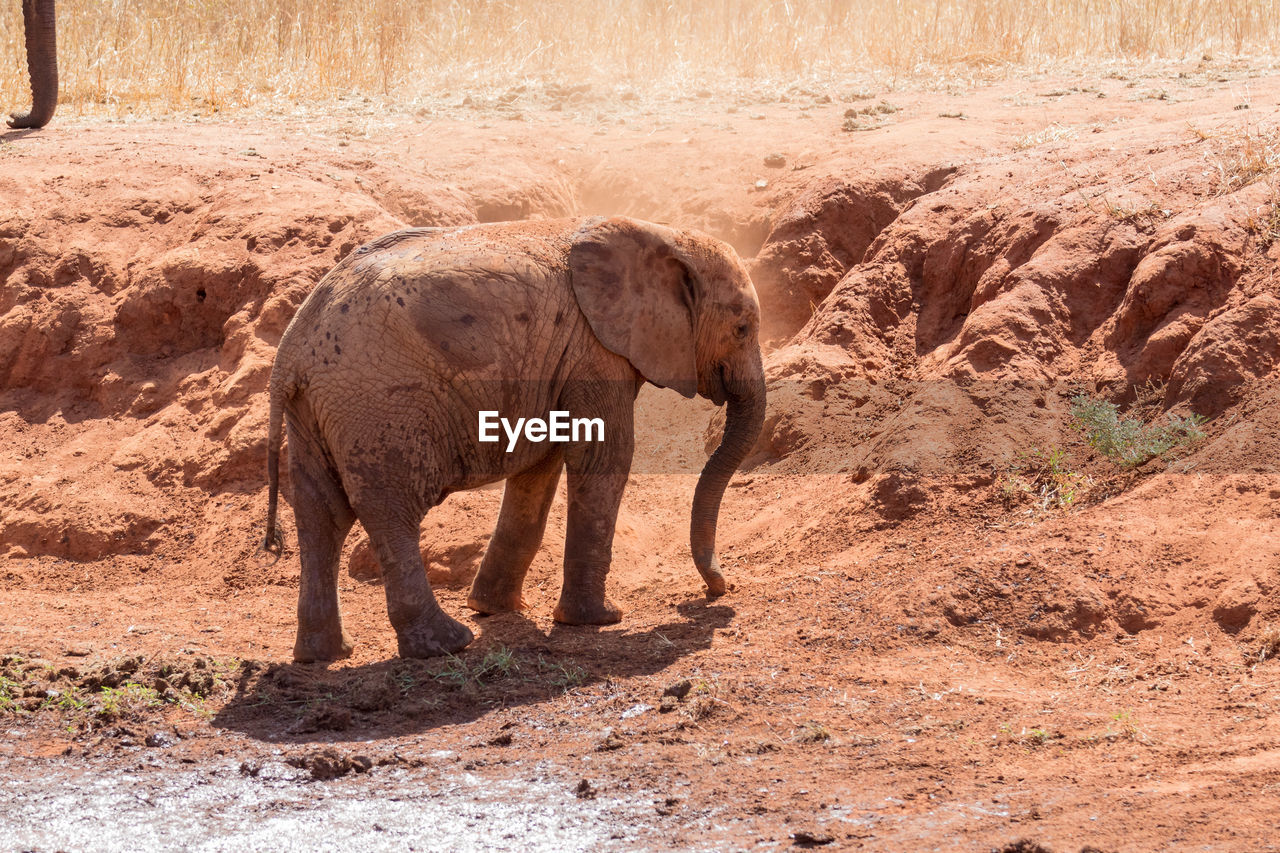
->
9, 0, 58, 129
690, 368, 766, 596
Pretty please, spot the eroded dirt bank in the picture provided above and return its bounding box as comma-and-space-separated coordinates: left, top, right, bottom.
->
3, 65, 1280, 851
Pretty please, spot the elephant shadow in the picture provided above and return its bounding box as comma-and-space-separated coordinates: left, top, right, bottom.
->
210, 599, 734, 744
0, 128, 41, 143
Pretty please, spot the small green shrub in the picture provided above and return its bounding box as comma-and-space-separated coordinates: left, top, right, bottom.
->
430, 655, 472, 689
1023, 727, 1050, 746
537, 657, 587, 690
94, 682, 164, 721
1001, 447, 1089, 510
1070, 394, 1206, 467
474, 646, 520, 683
0, 673, 19, 712
1106, 709, 1148, 742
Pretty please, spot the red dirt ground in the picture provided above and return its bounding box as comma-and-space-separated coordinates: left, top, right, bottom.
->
3, 61, 1280, 850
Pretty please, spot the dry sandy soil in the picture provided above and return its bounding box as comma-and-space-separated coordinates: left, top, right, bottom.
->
3, 60, 1280, 851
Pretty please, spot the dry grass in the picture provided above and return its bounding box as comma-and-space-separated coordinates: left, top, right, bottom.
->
1200, 122, 1280, 193
5, 1, 1280, 117
1190, 120, 1280, 243
1014, 122, 1081, 150
1101, 196, 1167, 223
1255, 625, 1280, 663
1251, 198, 1280, 246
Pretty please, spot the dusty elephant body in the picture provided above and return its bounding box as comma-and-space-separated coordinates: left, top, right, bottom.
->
9, 0, 57, 129
263, 216, 765, 662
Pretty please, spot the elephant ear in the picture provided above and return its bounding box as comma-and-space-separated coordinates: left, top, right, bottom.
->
569, 217, 699, 398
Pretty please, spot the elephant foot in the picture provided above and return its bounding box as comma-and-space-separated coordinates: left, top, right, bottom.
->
553, 595, 623, 626
293, 629, 354, 663
395, 610, 475, 659
465, 588, 529, 616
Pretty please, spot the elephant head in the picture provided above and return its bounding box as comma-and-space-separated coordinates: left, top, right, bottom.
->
569, 217, 766, 596
9, 0, 58, 129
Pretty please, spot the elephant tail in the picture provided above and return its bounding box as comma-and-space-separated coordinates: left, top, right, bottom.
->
261, 376, 287, 559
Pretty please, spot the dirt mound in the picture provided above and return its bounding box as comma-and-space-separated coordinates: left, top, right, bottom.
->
777, 137, 1276, 407
0, 129, 589, 564
749, 163, 957, 342
753, 121, 1280, 477
741, 116, 1280, 642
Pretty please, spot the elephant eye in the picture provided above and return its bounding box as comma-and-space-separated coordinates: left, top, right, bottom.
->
735, 322, 750, 339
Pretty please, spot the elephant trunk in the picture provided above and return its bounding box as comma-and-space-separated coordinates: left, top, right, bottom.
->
689, 368, 766, 596
10, 0, 58, 129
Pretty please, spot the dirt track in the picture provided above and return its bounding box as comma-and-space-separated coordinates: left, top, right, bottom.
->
3, 62, 1280, 851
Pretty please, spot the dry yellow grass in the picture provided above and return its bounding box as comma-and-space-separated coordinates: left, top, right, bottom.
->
1210, 123, 1280, 191
4, 0, 1280, 117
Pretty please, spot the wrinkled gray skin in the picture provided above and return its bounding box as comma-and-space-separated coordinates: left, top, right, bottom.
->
263, 216, 766, 662
9, 0, 57, 129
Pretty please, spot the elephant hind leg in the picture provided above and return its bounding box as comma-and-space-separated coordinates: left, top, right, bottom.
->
467, 451, 563, 615
289, 421, 357, 663
365, 517, 474, 659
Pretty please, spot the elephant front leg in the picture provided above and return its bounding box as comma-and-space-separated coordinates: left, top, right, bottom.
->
467, 452, 563, 615
553, 410, 633, 625
554, 467, 629, 624
367, 520, 474, 658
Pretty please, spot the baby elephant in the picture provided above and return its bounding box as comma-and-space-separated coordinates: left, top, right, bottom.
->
263, 216, 765, 662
